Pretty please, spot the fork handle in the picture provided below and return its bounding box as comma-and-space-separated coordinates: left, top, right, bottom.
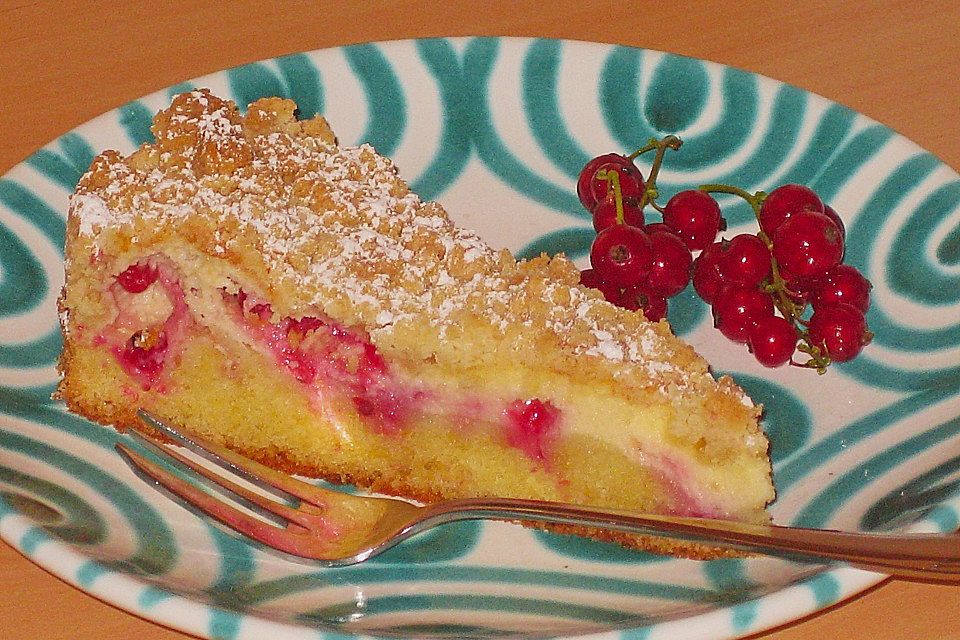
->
419, 498, 960, 581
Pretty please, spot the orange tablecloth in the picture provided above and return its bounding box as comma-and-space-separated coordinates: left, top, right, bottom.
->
1, 2, 958, 638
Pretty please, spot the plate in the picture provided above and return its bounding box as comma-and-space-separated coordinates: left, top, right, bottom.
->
1, 37, 959, 640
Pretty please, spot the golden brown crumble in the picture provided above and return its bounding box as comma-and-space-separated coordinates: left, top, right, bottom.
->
66, 89, 753, 407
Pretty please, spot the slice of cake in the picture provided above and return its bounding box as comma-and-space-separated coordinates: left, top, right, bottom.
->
57, 90, 774, 558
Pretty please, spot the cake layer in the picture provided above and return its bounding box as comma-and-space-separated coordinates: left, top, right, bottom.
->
57, 90, 775, 558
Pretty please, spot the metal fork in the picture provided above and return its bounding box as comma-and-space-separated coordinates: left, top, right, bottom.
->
115, 410, 960, 581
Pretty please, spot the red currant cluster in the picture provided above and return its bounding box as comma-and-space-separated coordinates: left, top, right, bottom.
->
578, 137, 700, 322
577, 136, 872, 372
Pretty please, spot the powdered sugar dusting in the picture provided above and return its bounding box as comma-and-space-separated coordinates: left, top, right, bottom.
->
585, 330, 625, 361
73, 194, 118, 236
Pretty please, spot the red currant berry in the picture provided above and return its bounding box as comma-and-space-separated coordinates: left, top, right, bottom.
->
592, 197, 645, 232
807, 303, 871, 362
598, 283, 626, 305
823, 205, 846, 241
579, 268, 604, 289
249, 303, 273, 321
692, 241, 726, 304
771, 210, 844, 279
620, 282, 668, 321
663, 190, 724, 251
644, 230, 692, 297
759, 184, 824, 236
577, 154, 645, 211
712, 285, 775, 343
288, 316, 325, 338
580, 269, 624, 304
748, 315, 798, 367
643, 222, 675, 236
116, 262, 159, 293
822, 205, 846, 260
505, 399, 560, 460
776, 266, 816, 305
578, 155, 624, 208
718, 233, 772, 287
121, 330, 169, 376
810, 264, 872, 313
589, 224, 654, 288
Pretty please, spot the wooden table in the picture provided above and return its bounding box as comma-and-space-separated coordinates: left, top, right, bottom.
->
1, 1, 958, 638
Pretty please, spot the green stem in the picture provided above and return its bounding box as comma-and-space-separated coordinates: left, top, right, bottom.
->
597, 168, 625, 224
699, 183, 764, 221
641, 135, 682, 210
626, 138, 660, 160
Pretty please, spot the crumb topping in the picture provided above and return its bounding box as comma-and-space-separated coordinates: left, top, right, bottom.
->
68, 89, 746, 402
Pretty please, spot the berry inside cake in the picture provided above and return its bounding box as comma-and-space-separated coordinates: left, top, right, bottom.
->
57, 90, 775, 558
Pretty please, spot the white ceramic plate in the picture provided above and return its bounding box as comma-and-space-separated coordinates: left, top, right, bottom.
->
1, 37, 959, 640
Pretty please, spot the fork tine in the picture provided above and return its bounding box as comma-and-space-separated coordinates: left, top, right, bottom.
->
122, 429, 317, 529
115, 442, 323, 558
134, 410, 330, 508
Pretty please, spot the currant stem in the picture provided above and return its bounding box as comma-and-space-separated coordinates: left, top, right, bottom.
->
698, 183, 764, 216
597, 168, 625, 225
794, 342, 830, 374
627, 138, 661, 161
641, 135, 683, 211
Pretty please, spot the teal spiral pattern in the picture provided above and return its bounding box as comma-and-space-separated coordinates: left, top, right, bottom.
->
1, 37, 959, 640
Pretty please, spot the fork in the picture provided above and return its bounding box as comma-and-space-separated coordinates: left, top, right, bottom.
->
115, 410, 960, 581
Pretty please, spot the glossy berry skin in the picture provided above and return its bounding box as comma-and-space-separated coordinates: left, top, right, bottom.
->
810, 264, 871, 313
807, 303, 870, 362
822, 205, 847, 261
579, 268, 604, 290
620, 282, 668, 321
580, 268, 623, 304
643, 222, 675, 236
662, 190, 724, 251
592, 197, 645, 232
117, 262, 159, 293
644, 230, 693, 297
692, 241, 726, 304
748, 315, 798, 367
712, 285, 774, 343
577, 154, 645, 211
718, 233, 772, 287
589, 225, 654, 287
759, 184, 824, 236
823, 205, 846, 243
596, 281, 626, 305
577, 154, 624, 208
771, 210, 844, 279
